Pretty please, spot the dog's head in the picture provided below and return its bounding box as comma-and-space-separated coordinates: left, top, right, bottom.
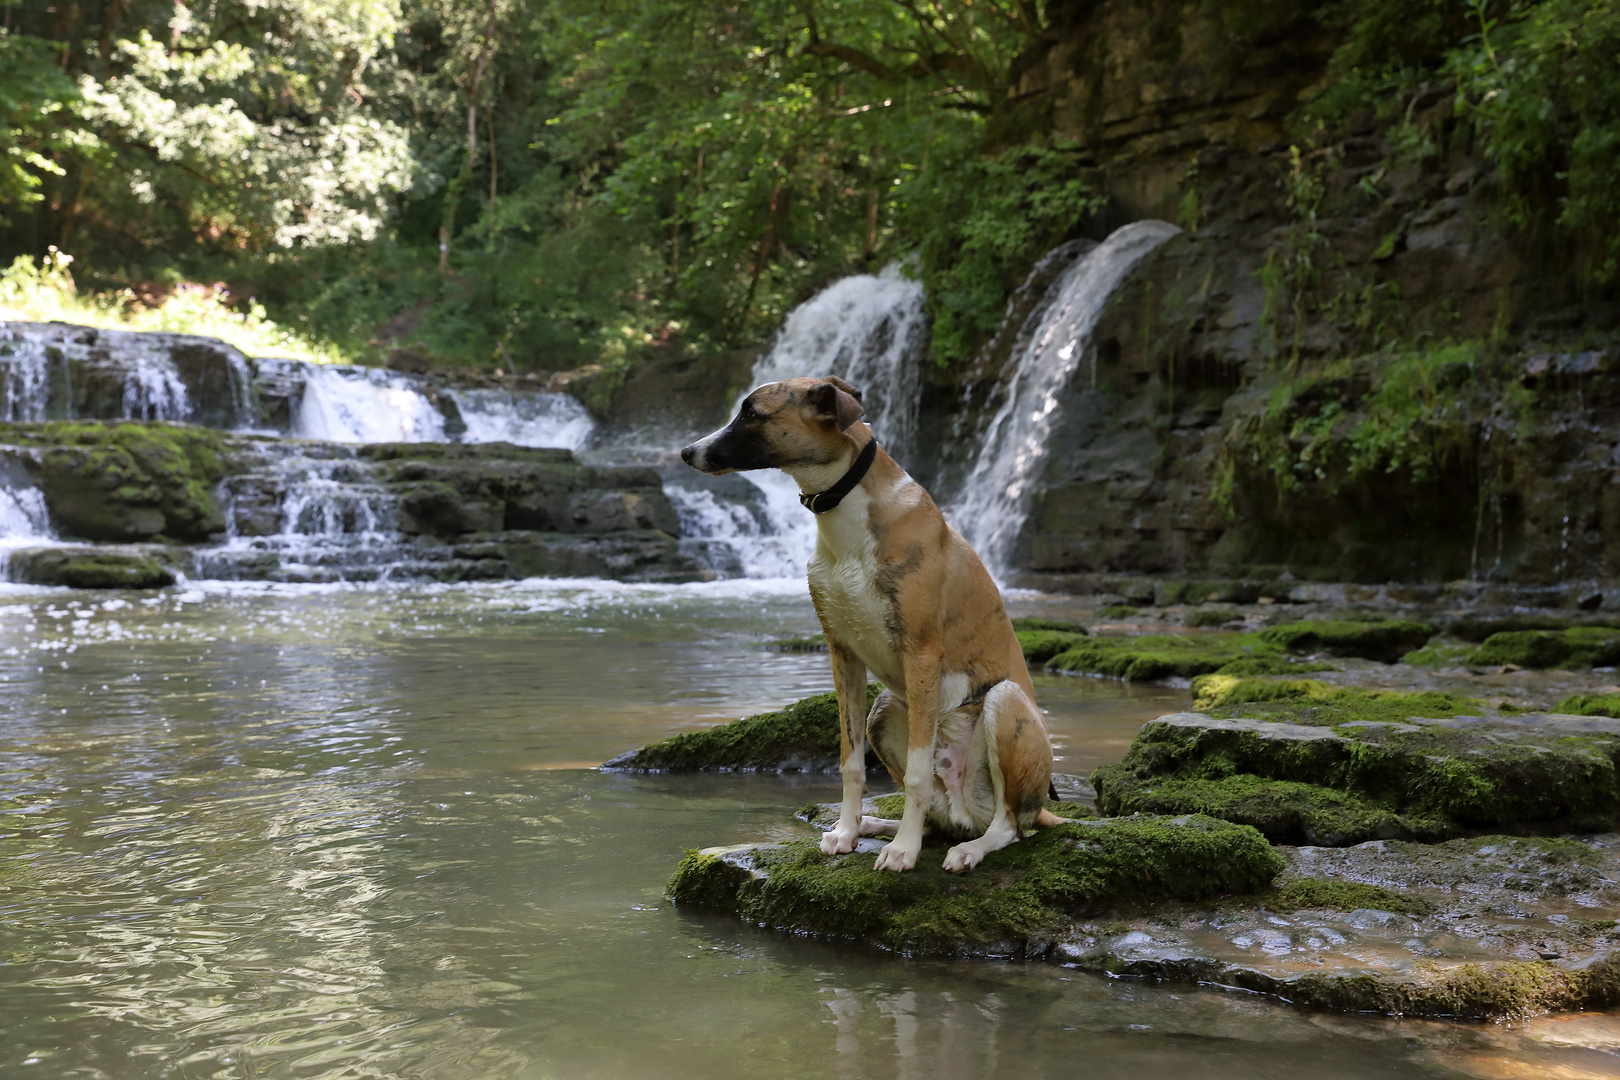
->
680, 376, 865, 475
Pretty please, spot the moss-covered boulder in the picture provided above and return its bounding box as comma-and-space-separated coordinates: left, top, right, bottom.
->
1257, 619, 1435, 663
668, 814, 1283, 955
1093, 689, 1620, 844
4, 545, 178, 588
1468, 627, 1620, 669
1558, 693, 1620, 718
602, 684, 881, 772
0, 421, 225, 541
1044, 631, 1332, 681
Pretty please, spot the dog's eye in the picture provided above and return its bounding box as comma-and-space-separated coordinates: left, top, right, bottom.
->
749, 409, 769, 422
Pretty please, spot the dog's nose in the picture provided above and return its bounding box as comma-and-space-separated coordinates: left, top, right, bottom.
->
680, 444, 697, 466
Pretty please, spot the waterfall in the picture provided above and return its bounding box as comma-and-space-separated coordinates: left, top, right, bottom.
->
948, 220, 1179, 579
671, 262, 927, 579
292, 365, 448, 443
120, 351, 190, 421
0, 339, 50, 422
449, 388, 595, 449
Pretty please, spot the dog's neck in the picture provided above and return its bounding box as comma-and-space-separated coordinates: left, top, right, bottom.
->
782, 431, 868, 497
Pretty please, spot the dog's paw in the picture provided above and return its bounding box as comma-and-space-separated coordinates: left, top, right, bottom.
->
873, 840, 919, 872
943, 843, 984, 873
819, 825, 859, 855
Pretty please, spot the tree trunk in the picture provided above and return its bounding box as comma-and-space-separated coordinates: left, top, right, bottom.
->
439, 0, 498, 276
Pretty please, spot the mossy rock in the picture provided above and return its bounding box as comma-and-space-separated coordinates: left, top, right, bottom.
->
1011, 617, 1089, 634
1557, 693, 1620, 718
1092, 701, 1620, 843
1190, 675, 1475, 722
1446, 615, 1619, 642
1257, 619, 1435, 664
1015, 628, 1090, 664
0, 421, 225, 541
1095, 604, 1138, 619
602, 685, 880, 772
761, 633, 827, 652
668, 814, 1283, 955
1262, 875, 1435, 916
4, 545, 177, 589
1468, 628, 1620, 669
1044, 631, 1331, 682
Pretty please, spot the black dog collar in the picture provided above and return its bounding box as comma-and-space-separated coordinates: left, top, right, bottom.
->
799, 437, 878, 515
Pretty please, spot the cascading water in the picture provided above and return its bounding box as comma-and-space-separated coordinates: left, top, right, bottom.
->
669, 262, 927, 579
0, 448, 58, 579
292, 365, 448, 443
0, 340, 50, 422
948, 220, 1180, 579
196, 442, 409, 583
120, 351, 190, 421
449, 388, 595, 449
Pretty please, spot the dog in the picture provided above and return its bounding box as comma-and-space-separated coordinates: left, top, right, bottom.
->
681, 375, 1060, 872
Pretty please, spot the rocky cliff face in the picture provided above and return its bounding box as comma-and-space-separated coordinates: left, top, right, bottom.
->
990, 0, 1620, 593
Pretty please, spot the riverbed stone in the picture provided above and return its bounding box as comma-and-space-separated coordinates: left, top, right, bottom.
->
668, 814, 1284, 955
1092, 688, 1620, 843
4, 544, 179, 588
604, 685, 881, 772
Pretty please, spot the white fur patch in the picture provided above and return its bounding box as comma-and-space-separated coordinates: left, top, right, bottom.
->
808, 487, 904, 688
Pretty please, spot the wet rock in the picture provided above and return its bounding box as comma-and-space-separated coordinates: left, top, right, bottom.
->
0, 421, 226, 541
667, 814, 1284, 955
1092, 694, 1620, 844
1043, 630, 1334, 681
5, 544, 179, 588
1258, 619, 1435, 664
603, 686, 880, 772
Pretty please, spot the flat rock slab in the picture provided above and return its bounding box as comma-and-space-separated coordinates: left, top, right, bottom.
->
1093, 710, 1620, 845
673, 813, 1620, 1020
669, 813, 1283, 955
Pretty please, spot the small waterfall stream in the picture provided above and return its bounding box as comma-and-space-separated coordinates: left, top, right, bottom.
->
665, 262, 928, 579
947, 220, 1180, 579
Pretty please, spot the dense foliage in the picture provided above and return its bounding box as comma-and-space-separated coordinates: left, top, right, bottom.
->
1, 0, 1093, 368
1, 0, 1615, 370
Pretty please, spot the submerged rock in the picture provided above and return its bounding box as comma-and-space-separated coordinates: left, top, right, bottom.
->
1092, 686, 1620, 844
668, 814, 1284, 955
603, 685, 881, 773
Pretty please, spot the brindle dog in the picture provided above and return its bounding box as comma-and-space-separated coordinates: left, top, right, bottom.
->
681, 376, 1059, 872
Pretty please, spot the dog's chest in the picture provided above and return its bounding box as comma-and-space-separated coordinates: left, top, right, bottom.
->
807, 491, 903, 686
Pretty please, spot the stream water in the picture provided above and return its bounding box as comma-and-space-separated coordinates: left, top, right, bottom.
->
1, 579, 1611, 1080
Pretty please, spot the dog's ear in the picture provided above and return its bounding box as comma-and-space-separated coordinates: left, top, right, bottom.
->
805, 379, 865, 430
824, 375, 863, 403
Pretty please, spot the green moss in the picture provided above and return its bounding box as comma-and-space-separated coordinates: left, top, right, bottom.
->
1400, 642, 1473, 667
1011, 617, 1090, 634
1191, 676, 1475, 724
1189, 608, 1240, 628
1470, 629, 1620, 670
1447, 616, 1583, 642
604, 684, 880, 771
1556, 693, 1620, 718
1095, 605, 1138, 619
50, 554, 176, 589
0, 421, 226, 541
1016, 629, 1090, 664
668, 815, 1284, 954
762, 633, 827, 652
1257, 619, 1435, 663
1265, 876, 1435, 916
1043, 631, 1344, 683
1092, 691, 1620, 842
1090, 772, 1436, 846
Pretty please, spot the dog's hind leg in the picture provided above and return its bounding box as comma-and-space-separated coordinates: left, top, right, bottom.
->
943, 681, 1053, 873
857, 689, 908, 838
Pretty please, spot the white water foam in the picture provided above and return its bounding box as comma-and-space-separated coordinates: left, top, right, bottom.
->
0, 340, 50, 422
451, 388, 595, 449
121, 351, 190, 421
674, 262, 927, 579
948, 220, 1180, 579
292, 365, 447, 443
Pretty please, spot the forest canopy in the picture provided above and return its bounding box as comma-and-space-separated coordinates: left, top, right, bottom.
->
2, 0, 1616, 371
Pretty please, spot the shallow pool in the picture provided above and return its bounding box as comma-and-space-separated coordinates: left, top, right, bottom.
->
0, 579, 1611, 1078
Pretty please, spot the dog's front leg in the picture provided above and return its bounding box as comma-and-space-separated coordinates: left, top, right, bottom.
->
873, 649, 939, 872
819, 643, 869, 856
